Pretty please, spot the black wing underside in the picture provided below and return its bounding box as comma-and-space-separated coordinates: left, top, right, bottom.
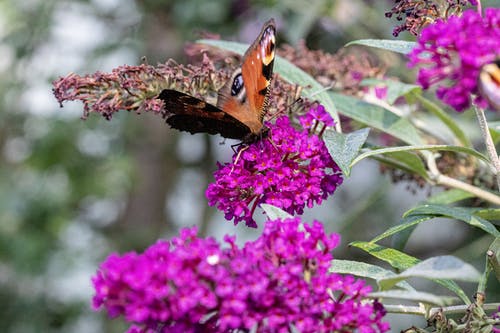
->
159, 89, 251, 140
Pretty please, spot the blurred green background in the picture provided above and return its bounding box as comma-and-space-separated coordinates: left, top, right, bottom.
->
0, 0, 498, 332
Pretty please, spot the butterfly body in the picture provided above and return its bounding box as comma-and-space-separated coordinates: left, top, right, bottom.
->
159, 19, 276, 143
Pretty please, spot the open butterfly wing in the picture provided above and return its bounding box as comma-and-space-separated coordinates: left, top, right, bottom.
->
241, 19, 276, 123
158, 19, 276, 141
216, 19, 276, 137
159, 89, 252, 139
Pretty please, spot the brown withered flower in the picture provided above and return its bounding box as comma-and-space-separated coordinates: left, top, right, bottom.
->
53, 43, 311, 126
53, 54, 234, 121
277, 41, 387, 97
385, 0, 479, 37
53, 37, 386, 131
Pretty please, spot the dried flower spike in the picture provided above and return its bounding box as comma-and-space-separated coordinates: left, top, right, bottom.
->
385, 0, 478, 37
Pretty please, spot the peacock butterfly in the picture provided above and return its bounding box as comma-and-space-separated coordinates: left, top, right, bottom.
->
478, 59, 500, 111
158, 19, 276, 143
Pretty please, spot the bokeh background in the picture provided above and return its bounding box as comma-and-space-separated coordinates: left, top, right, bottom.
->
1, 0, 498, 332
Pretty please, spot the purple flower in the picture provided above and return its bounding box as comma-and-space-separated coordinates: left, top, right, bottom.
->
408, 8, 500, 111
206, 105, 343, 227
92, 218, 390, 333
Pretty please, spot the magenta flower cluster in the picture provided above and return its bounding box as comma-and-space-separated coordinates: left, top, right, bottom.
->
408, 8, 500, 111
92, 217, 389, 333
206, 105, 343, 228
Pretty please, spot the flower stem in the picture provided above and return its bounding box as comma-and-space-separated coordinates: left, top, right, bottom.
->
435, 174, 500, 205
384, 302, 500, 316
474, 105, 500, 191
426, 154, 500, 205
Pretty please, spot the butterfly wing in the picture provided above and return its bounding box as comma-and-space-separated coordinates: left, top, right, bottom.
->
216, 19, 276, 136
478, 59, 500, 111
158, 19, 276, 142
159, 89, 252, 139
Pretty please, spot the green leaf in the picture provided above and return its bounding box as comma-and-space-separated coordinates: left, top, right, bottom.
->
376, 150, 428, 179
350, 241, 419, 270
330, 259, 414, 291
331, 92, 423, 145
323, 128, 370, 176
345, 39, 417, 54
362, 78, 421, 104
197, 39, 339, 129
390, 215, 428, 251
368, 290, 457, 307
402, 256, 480, 281
373, 205, 500, 249
474, 208, 500, 221
488, 121, 500, 144
405, 204, 500, 237
488, 237, 500, 282
351, 145, 489, 167
261, 204, 293, 220
350, 242, 470, 304
425, 189, 475, 205
369, 154, 428, 179
414, 94, 472, 148
379, 256, 481, 290
371, 214, 433, 244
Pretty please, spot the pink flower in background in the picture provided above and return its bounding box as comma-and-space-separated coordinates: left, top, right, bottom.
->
408, 8, 500, 111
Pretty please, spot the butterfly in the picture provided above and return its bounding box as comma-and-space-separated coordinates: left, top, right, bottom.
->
478, 59, 500, 111
158, 19, 276, 143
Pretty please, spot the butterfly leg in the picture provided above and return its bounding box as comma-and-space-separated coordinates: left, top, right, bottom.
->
230, 145, 249, 174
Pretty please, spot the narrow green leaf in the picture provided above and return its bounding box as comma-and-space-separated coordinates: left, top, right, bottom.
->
350, 242, 470, 304
401, 256, 480, 281
323, 128, 370, 176
331, 92, 423, 145
368, 290, 457, 307
379, 256, 481, 290
198, 39, 339, 129
425, 189, 475, 205
405, 204, 500, 237
371, 214, 433, 244
488, 237, 500, 282
362, 78, 421, 104
345, 39, 417, 54
351, 145, 489, 167
261, 204, 293, 220
378, 205, 499, 249
391, 225, 416, 252
488, 121, 500, 144
473, 208, 500, 221
369, 154, 428, 180
378, 150, 428, 178
350, 241, 419, 270
330, 259, 414, 291
414, 94, 472, 148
